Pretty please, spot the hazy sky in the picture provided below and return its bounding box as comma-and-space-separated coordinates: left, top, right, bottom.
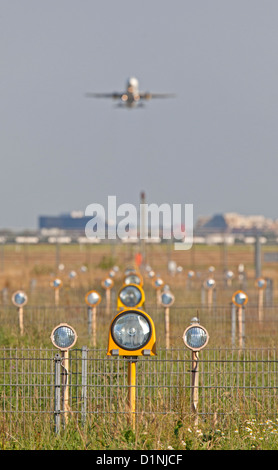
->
1, 1, 278, 229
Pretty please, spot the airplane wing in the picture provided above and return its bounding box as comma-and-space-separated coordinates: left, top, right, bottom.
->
85, 92, 122, 99
139, 92, 176, 100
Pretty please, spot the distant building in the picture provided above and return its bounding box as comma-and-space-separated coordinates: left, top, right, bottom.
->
39, 211, 107, 234
195, 212, 278, 236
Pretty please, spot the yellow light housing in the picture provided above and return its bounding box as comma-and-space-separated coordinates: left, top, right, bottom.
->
107, 309, 156, 356
117, 284, 145, 309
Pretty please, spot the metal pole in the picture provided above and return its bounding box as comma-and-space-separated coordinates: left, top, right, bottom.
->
106, 289, 111, 317
238, 306, 242, 349
81, 346, 88, 426
242, 306, 245, 348
201, 286, 205, 307
231, 303, 236, 347
54, 353, 61, 434
56, 242, 60, 271
156, 289, 161, 307
207, 289, 213, 311
18, 306, 24, 336
255, 236, 261, 278
92, 306, 97, 347
140, 191, 146, 264
127, 358, 137, 430
61, 350, 70, 426
54, 289, 59, 307
258, 289, 264, 323
165, 307, 170, 349
0, 242, 4, 272
191, 351, 199, 425
266, 278, 273, 307
87, 306, 92, 337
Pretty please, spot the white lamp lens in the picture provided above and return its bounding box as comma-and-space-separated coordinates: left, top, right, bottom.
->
235, 293, 246, 305
14, 292, 26, 305
161, 292, 173, 305
125, 275, 140, 285
112, 313, 151, 350
87, 292, 100, 305
119, 286, 142, 306
184, 326, 207, 350
53, 326, 76, 349
104, 279, 112, 287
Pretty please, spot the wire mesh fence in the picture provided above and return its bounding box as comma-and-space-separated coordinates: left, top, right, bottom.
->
1, 346, 278, 434
1, 302, 278, 348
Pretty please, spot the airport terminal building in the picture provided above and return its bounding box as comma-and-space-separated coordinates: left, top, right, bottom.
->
39, 212, 92, 232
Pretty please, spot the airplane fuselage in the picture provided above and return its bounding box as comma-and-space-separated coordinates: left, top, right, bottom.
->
120, 78, 141, 106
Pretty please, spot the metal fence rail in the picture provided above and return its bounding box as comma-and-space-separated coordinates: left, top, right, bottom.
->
0, 347, 278, 433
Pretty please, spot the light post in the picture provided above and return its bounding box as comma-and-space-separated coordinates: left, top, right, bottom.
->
101, 277, 114, 316
232, 290, 248, 350
50, 323, 78, 427
85, 290, 102, 346
69, 270, 77, 288
203, 278, 216, 311
225, 270, 234, 288
148, 270, 155, 279
50, 278, 63, 306
183, 318, 209, 425
11, 290, 28, 336
160, 290, 175, 349
152, 277, 165, 306
187, 270, 195, 289
255, 277, 266, 323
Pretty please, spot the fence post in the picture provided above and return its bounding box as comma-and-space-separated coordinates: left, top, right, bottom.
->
54, 353, 62, 434
81, 346, 88, 426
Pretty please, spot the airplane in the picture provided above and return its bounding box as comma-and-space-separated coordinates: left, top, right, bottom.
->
85, 77, 175, 108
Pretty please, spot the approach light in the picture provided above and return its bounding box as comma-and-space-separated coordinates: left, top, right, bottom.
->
255, 278, 267, 289
101, 277, 114, 289
153, 277, 164, 289
232, 290, 248, 307
183, 318, 209, 352
12, 291, 28, 307
51, 278, 63, 289
124, 267, 136, 275
225, 270, 234, 280
107, 309, 156, 356
50, 323, 78, 351
85, 290, 101, 307
203, 278, 216, 290
161, 291, 175, 307
124, 273, 143, 286
118, 284, 145, 309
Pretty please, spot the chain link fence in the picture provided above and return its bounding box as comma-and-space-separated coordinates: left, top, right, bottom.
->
1, 346, 278, 433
